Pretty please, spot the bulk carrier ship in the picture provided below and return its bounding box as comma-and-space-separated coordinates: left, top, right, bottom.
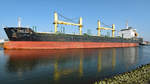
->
4, 12, 143, 49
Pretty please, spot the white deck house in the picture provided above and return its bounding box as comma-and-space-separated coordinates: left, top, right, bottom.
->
0, 39, 4, 44
119, 27, 138, 38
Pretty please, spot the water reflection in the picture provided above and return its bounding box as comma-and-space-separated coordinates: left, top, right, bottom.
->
3, 47, 139, 84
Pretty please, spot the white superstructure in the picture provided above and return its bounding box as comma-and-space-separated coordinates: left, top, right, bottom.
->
119, 27, 138, 38
0, 39, 4, 44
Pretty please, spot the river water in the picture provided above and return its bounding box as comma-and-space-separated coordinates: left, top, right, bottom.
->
0, 46, 150, 84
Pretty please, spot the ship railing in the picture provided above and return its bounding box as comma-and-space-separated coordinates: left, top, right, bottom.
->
37, 32, 55, 34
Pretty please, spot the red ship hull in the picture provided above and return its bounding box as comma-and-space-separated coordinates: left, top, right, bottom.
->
4, 41, 139, 49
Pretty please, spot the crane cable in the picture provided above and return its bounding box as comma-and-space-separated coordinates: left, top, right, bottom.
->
57, 12, 78, 23
100, 21, 112, 28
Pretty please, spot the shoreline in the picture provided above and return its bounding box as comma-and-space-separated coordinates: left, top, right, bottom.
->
95, 64, 150, 84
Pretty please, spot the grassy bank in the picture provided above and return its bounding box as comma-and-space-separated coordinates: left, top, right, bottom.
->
95, 64, 150, 84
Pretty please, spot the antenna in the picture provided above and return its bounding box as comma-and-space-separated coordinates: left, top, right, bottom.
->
126, 20, 128, 29
1, 24, 5, 28
18, 17, 21, 27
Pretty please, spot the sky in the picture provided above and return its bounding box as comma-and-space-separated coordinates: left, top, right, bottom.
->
0, 0, 150, 41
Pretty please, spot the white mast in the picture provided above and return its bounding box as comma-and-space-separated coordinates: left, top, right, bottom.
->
18, 17, 21, 27
126, 20, 128, 29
